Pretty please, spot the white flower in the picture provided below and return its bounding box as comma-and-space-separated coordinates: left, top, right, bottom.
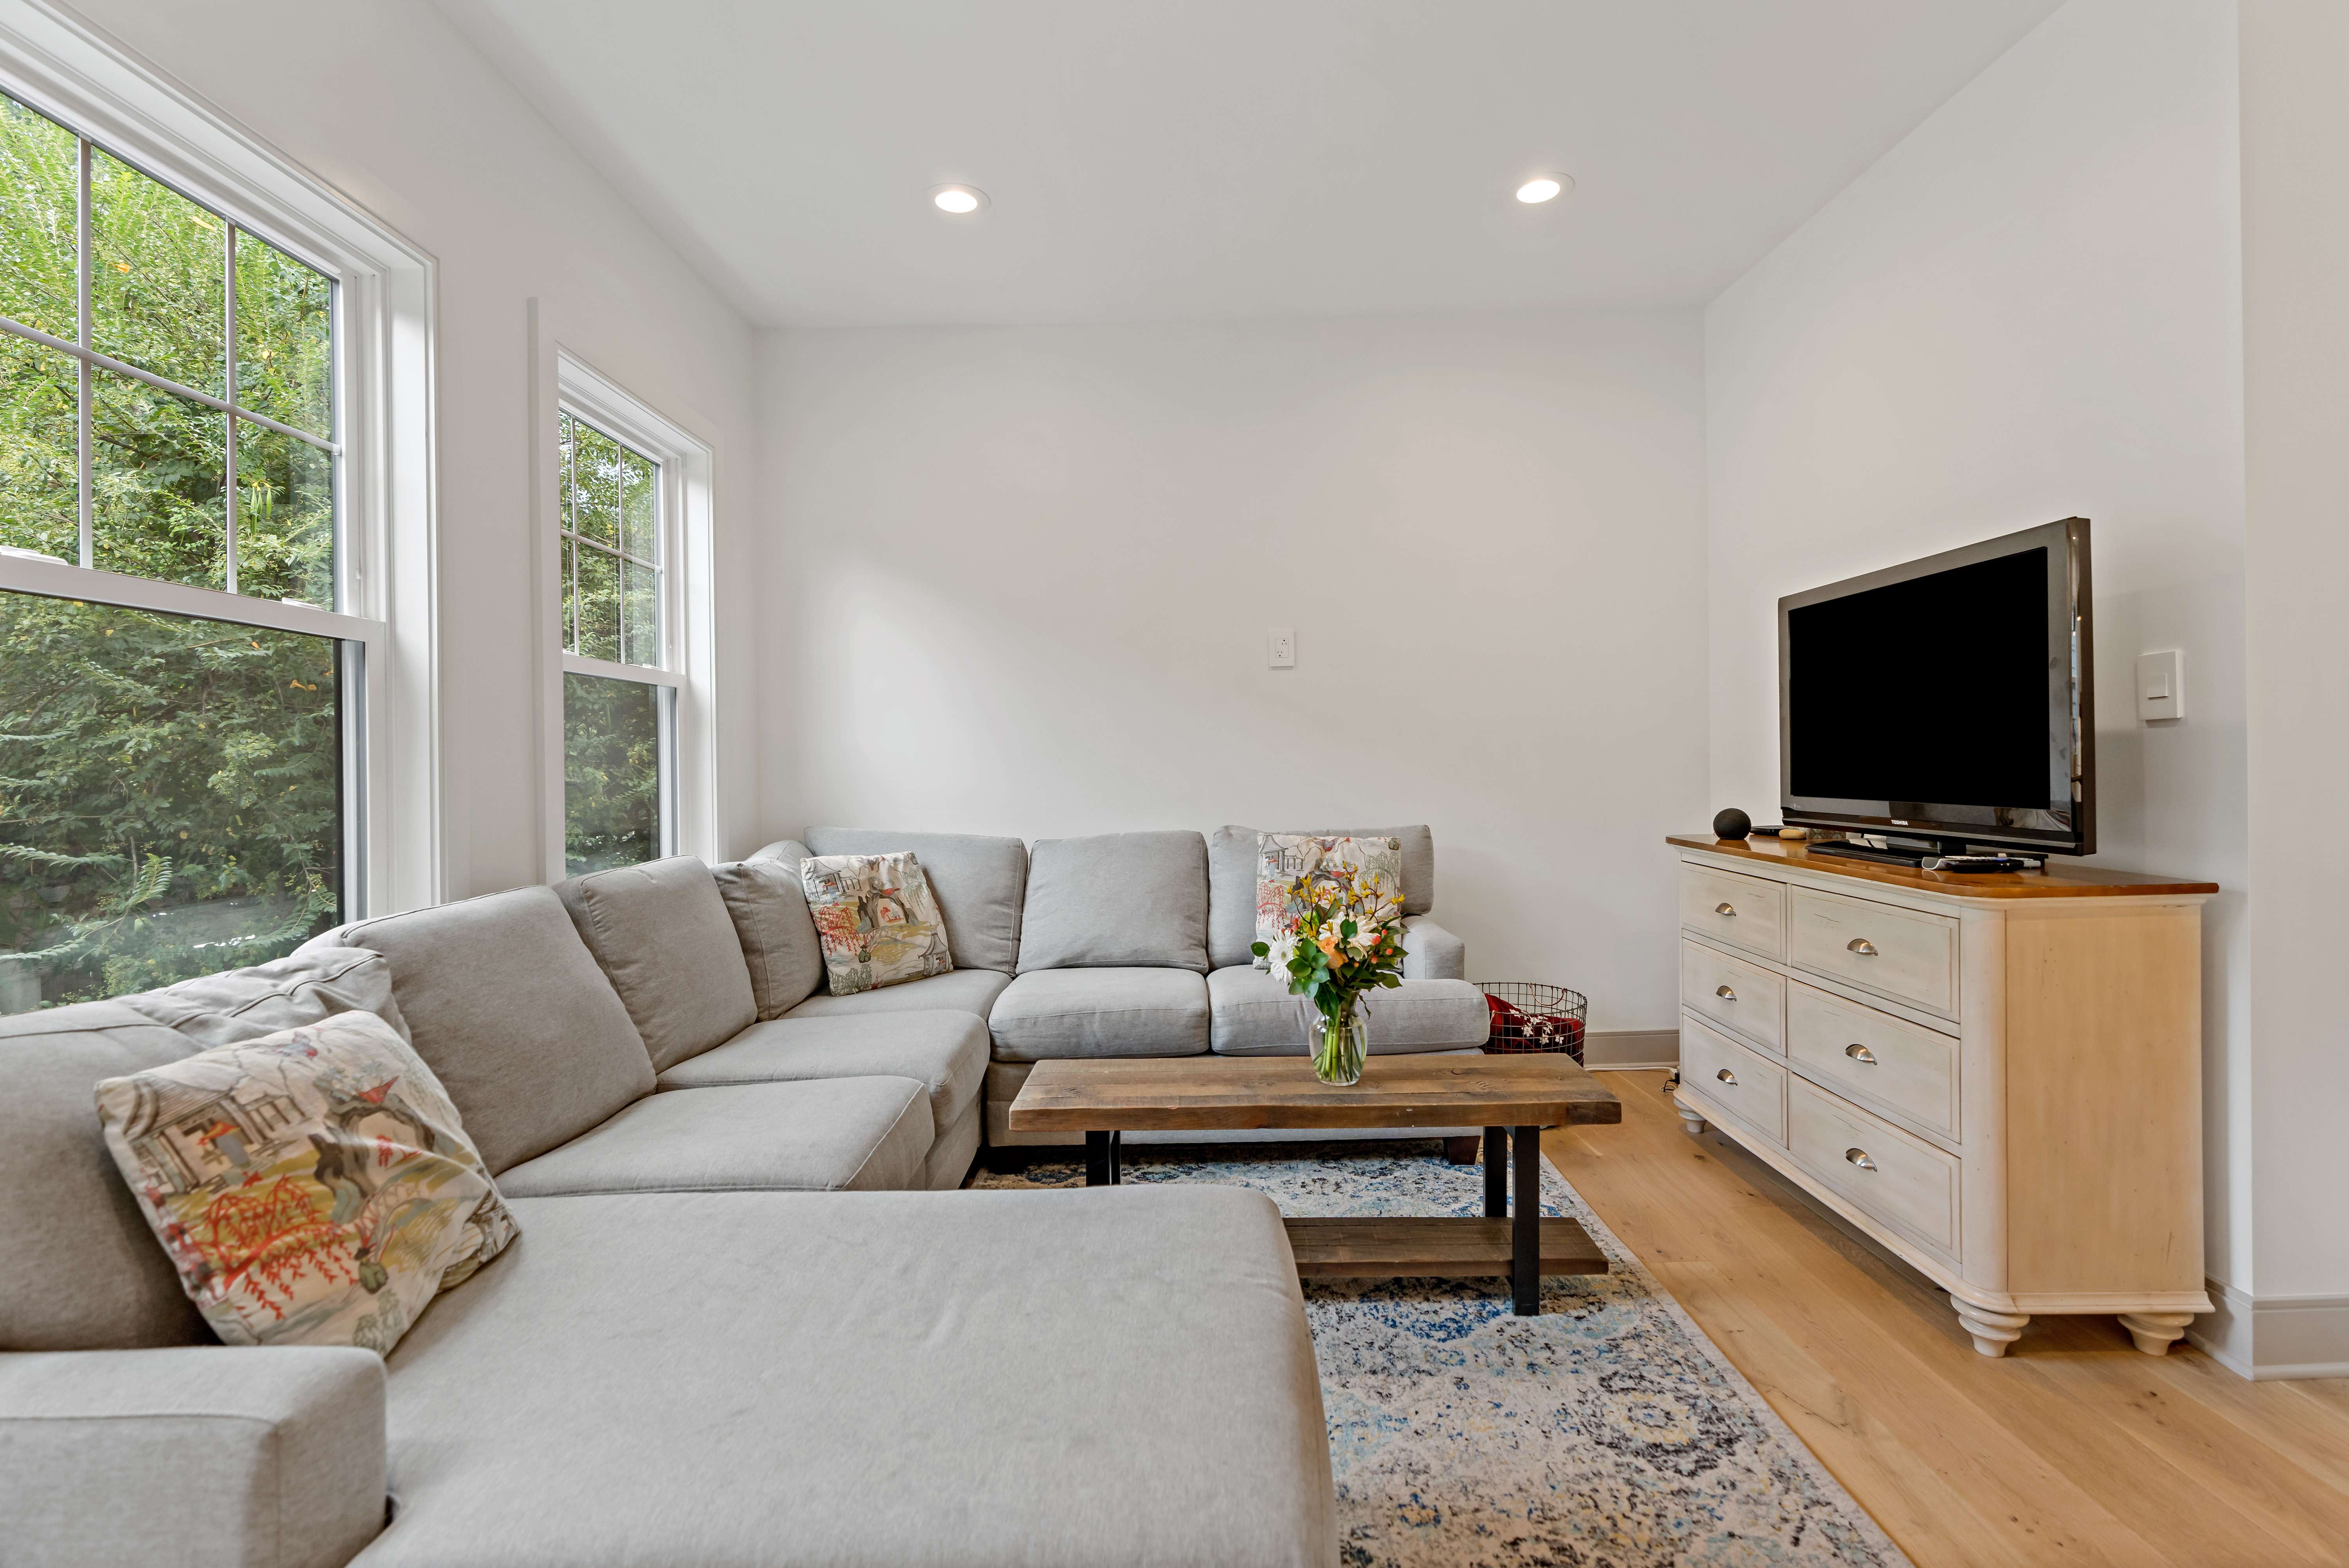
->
1259, 933, 1299, 971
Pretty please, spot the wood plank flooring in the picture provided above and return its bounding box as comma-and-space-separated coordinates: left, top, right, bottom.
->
1545, 1071, 2349, 1568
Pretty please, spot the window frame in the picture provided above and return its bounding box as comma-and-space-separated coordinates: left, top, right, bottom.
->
0, 0, 441, 918
531, 327, 717, 882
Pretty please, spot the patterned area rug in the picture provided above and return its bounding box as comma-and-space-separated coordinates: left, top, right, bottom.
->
976, 1141, 1910, 1568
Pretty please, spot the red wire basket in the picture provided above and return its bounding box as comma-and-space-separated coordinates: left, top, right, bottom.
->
1474, 982, 1587, 1062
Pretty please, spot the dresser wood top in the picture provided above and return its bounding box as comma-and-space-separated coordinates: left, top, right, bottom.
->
1669, 834, 2218, 899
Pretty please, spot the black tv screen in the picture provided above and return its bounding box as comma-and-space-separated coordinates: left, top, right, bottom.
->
1779, 520, 2095, 855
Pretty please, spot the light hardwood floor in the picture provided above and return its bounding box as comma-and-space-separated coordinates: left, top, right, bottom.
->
1547, 1070, 2349, 1568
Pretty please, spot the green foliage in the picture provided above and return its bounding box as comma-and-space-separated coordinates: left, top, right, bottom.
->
564, 671, 658, 877
558, 410, 660, 665
0, 594, 341, 1005
0, 94, 335, 606
0, 95, 342, 1010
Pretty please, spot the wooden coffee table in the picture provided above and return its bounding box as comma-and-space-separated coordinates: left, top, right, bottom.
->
1006, 1054, 1622, 1314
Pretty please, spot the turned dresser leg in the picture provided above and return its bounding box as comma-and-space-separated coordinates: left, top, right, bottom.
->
2118, 1312, 2196, 1355
1954, 1302, 2031, 1357
1672, 1097, 1709, 1137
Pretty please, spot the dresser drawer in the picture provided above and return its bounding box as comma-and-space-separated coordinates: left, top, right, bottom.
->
1680, 1014, 1786, 1145
1788, 886, 1958, 1016
1786, 980, 1960, 1141
1680, 939, 1784, 1053
1679, 866, 1785, 962
1788, 1077, 1960, 1258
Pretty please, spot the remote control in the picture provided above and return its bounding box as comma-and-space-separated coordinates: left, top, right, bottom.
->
1929, 854, 2040, 873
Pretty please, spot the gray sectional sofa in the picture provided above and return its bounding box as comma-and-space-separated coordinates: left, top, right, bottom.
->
752, 825, 1485, 1150
0, 823, 1476, 1568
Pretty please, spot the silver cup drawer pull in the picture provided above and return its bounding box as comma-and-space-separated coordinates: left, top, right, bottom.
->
1844, 1043, 1878, 1065
1714, 985, 1736, 1001
1844, 1147, 1876, 1170
1714, 902, 1737, 917
1847, 938, 1878, 956
1716, 1068, 1737, 1085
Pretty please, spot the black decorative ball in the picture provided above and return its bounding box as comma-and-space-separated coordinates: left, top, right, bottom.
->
1712, 808, 1752, 841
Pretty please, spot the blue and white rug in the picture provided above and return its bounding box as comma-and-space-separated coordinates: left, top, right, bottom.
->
977, 1141, 1909, 1568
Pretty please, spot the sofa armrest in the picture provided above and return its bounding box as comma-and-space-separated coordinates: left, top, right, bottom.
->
1399, 915, 1467, 981
0, 1346, 386, 1568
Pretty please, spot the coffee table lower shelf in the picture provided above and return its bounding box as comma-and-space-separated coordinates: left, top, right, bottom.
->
1283, 1216, 1607, 1280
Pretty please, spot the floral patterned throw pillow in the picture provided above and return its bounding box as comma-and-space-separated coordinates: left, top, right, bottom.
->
1255, 833, 1405, 961
94, 1010, 518, 1356
800, 851, 955, 996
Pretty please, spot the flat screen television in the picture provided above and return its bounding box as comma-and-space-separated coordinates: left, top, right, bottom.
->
1779, 518, 2094, 858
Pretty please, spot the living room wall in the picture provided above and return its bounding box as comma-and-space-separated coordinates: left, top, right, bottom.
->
1703, 0, 2258, 1351
758, 310, 1707, 1047
67, 0, 765, 898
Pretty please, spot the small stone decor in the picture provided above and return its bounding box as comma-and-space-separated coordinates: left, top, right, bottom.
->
978, 1142, 1908, 1568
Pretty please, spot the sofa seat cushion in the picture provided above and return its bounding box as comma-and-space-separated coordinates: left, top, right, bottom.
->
305, 887, 653, 1176
555, 856, 758, 1072
363, 1188, 1333, 1568
1016, 830, 1210, 973
783, 965, 1011, 1022
657, 1012, 989, 1139
987, 967, 1211, 1061
801, 828, 1028, 974
1205, 965, 1490, 1056
493, 1079, 931, 1198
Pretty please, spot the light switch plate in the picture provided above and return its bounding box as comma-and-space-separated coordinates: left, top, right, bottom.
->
2136, 649, 2184, 723
1268, 627, 1295, 668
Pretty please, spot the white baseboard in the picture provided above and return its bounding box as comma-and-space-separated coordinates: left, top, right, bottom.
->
1582, 1028, 1678, 1072
2187, 1277, 2349, 1379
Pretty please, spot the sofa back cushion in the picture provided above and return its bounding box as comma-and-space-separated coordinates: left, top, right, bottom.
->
713, 858, 825, 1019
801, 828, 1027, 974
316, 886, 653, 1173
114, 946, 411, 1048
0, 1000, 211, 1350
1018, 831, 1210, 974
556, 857, 758, 1071
1207, 824, 1435, 969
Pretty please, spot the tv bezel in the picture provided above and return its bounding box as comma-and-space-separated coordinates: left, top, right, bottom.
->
1777, 517, 2096, 857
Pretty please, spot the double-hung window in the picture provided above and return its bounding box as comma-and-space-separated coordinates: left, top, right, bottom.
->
0, 38, 433, 1014
541, 349, 714, 881
556, 407, 673, 874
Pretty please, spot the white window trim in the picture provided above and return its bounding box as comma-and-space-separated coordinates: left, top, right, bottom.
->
528, 310, 718, 881
0, 0, 442, 917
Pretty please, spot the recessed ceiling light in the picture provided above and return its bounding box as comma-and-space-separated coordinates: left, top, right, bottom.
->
931, 184, 987, 215
1515, 174, 1572, 205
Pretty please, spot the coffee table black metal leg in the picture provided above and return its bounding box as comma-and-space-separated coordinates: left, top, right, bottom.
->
1086, 1130, 1113, 1187
1483, 1127, 1508, 1218
1108, 1129, 1122, 1185
1512, 1124, 1542, 1314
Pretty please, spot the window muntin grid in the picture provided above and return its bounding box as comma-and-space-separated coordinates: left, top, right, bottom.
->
0, 92, 337, 609
557, 407, 661, 669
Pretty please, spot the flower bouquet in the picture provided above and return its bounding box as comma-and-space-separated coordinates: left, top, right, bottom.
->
1252, 868, 1406, 1086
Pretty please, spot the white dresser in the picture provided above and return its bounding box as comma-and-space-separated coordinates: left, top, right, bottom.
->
1667, 834, 2217, 1357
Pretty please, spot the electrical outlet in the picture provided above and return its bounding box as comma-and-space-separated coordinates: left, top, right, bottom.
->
1268, 628, 1295, 668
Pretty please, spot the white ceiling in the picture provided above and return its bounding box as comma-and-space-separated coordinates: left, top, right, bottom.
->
441, 0, 2062, 328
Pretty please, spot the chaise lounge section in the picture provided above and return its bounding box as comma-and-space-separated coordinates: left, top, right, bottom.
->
0, 839, 1340, 1568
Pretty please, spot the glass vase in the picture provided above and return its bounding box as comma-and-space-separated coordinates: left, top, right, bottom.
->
1309, 999, 1368, 1086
